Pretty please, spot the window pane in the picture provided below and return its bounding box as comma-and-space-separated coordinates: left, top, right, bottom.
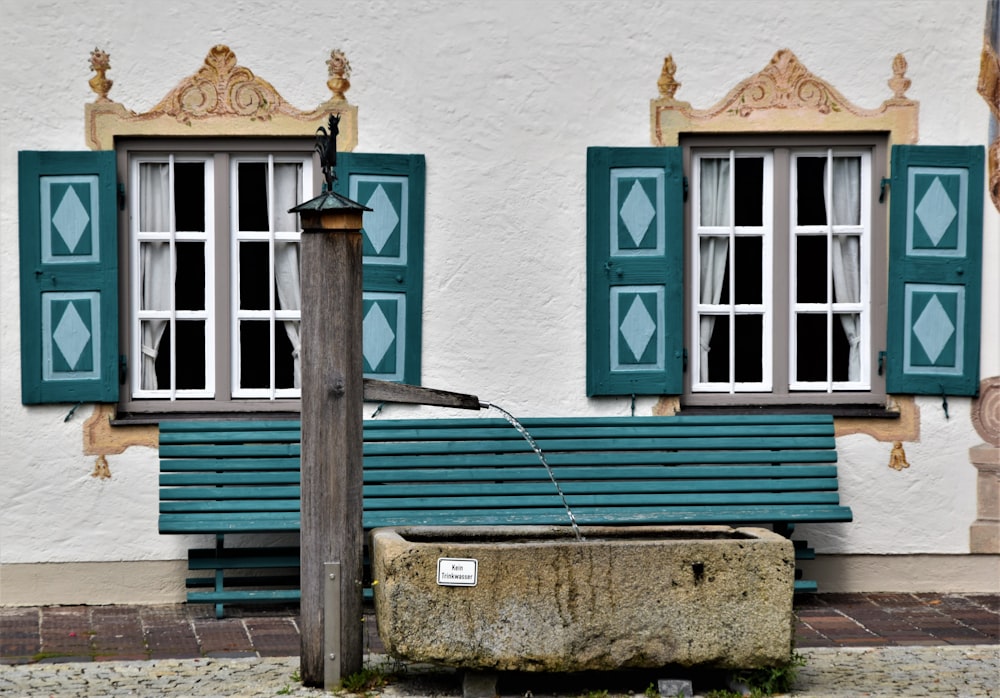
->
175, 242, 205, 311
832, 235, 861, 303
733, 236, 762, 304
274, 242, 300, 312
140, 241, 171, 311
833, 313, 858, 382
699, 158, 730, 227
699, 236, 729, 304
831, 157, 861, 226
796, 157, 827, 226
704, 315, 729, 383
796, 314, 827, 381
139, 163, 170, 232
239, 241, 270, 310
141, 320, 169, 390
239, 321, 270, 389
734, 157, 763, 227
734, 314, 762, 383
237, 162, 269, 232
273, 163, 302, 232
275, 320, 298, 389
796, 235, 827, 302
174, 162, 205, 232
175, 321, 206, 390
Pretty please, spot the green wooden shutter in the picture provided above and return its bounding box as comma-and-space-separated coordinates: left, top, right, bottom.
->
886, 145, 984, 396
586, 147, 684, 396
19, 151, 119, 404
335, 153, 425, 384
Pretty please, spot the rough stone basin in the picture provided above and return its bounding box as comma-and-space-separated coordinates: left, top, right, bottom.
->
370, 525, 795, 672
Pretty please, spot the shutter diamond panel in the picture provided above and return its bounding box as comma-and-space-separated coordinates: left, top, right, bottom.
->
887, 145, 984, 396
335, 153, 424, 385
19, 151, 119, 404
587, 147, 684, 396
362, 293, 406, 380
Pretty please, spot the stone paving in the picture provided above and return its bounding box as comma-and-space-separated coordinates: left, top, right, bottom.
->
0, 594, 997, 697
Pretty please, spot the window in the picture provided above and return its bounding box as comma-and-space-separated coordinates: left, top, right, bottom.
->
113, 140, 425, 416
685, 136, 885, 406
586, 139, 984, 406
118, 140, 313, 413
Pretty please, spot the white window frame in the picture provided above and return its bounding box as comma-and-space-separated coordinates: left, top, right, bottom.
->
788, 148, 872, 392
682, 134, 887, 407
129, 153, 216, 400
117, 138, 318, 416
230, 154, 310, 400
690, 150, 774, 394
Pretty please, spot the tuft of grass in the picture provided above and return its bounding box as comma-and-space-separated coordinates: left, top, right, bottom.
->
340, 666, 389, 694
733, 651, 806, 697
644, 682, 660, 698
579, 691, 609, 698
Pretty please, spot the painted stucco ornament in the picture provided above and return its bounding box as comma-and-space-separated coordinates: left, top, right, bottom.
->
888, 441, 911, 471
88, 48, 113, 102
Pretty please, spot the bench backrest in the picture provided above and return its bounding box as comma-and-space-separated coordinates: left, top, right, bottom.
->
159, 414, 849, 532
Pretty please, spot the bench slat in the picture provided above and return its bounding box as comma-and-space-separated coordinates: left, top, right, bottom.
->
365, 476, 841, 496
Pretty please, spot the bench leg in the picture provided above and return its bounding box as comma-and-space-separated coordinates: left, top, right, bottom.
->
215, 534, 225, 619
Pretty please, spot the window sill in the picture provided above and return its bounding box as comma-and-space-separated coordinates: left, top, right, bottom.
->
676, 403, 901, 419
111, 410, 301, 426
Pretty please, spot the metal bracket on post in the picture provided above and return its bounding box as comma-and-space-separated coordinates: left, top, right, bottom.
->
324, 562, 342, 689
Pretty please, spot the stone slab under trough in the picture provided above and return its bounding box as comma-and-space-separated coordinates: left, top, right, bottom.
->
370, 525, 796, 672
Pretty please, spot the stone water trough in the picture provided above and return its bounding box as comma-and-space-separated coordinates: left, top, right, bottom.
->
370, 525, 795, 673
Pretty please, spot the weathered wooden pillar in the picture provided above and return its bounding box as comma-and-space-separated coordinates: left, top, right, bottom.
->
293, 193, 370, 688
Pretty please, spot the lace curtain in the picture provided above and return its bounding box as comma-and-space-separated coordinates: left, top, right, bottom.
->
139, 163, 172, 390
698, 158, 731, 382
827, 157, 862, 381
271, 164, 302, 388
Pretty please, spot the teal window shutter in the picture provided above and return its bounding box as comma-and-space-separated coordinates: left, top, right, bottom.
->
586, 147, 684, 396
886, 145, 984, 396
19, 151, 119, 404
335, 153, 425, 384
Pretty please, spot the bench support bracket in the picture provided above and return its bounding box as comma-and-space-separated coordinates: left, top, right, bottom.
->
324, 562, 342, 689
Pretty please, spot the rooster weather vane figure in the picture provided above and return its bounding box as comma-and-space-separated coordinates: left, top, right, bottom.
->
316, 114, 340, 191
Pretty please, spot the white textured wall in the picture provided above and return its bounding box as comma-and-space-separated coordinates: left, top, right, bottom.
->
1, 0, 994, 569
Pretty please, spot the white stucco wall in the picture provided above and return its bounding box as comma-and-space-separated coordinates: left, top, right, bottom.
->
1, 0, 996, 582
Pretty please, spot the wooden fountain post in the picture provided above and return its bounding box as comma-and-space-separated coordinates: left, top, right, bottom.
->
292, 115, 370, 687
292, 115, 482, 689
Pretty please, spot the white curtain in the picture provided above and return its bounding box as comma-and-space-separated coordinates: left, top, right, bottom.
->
827, 157, 862, 381
271, 164, 302, 388
139, 163, 172, 390
698, 159, 730, 382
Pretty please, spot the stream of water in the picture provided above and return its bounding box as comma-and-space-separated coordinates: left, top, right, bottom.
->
481, 403, 585, 542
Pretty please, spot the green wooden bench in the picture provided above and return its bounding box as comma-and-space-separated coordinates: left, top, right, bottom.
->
159, 414, 852, 616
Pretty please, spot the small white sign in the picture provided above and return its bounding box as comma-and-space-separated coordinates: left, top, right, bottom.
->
437, 557, 478, 586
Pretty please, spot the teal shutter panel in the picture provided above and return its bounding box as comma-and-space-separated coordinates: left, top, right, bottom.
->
19, 151, 119, 404
586, 147, 684, 396
886, 145, 984, 396
335, 153, 425, 384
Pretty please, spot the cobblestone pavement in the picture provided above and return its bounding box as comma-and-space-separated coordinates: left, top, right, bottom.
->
1, 594, 997, 697
0, 646, 997, 697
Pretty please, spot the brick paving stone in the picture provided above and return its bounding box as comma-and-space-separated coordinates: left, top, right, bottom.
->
245, 617, 300, 656
193, 617, 255, 655
0, 607, 41, 663
39, 607, 95, 659
91, 606, 147, 658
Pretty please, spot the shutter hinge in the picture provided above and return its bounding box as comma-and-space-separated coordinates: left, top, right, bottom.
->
878, 350, 887, 376
119, 354, 128, 385
878, 177, 890, 203
682, 176, 689, 202
117, 182, 126, 211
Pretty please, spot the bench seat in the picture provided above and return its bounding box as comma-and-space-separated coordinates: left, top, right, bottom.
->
159, 414, 851, 615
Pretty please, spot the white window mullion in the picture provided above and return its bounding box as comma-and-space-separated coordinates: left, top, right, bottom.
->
726, 150, 737, 394
268, 156, 278, 400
